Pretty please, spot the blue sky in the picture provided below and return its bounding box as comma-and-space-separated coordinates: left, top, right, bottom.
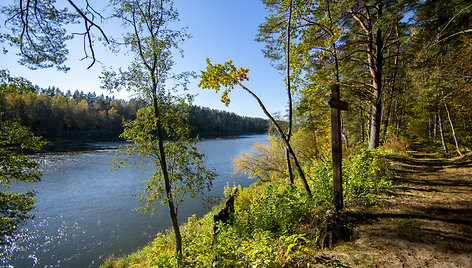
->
1, 0, 288, 119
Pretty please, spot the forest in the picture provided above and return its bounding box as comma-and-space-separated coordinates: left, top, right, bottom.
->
1, 0, 471, 267
0, 84, 268, 142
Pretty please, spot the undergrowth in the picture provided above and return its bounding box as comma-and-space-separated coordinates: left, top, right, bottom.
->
308, 148, 394, 206
101, 148, 394, 267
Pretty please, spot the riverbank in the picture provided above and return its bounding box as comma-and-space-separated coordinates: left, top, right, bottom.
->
101, 151, 472, 267
99, 148, 392, 266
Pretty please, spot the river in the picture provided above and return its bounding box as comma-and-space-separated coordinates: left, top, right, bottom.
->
2, 134, 268, 268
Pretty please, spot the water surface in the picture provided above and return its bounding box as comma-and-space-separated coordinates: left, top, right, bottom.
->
3, 134, 267, 267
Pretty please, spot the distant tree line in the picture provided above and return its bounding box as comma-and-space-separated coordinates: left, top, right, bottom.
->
188, 106, 268, 137
0, 86, 268, 142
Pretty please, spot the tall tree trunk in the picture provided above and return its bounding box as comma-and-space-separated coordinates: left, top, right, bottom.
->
285, 0, 294, 184
369, 86, 382, 149
438, 108, 448, 155
367, 108, 371, 142
352, 2, 383, 150
328, 1, 344, 211
152, 92, 182, 266
433, 111, 438, 137
368, 22, 383, 150
444, 103, 461, 155
428, 116, 432, 138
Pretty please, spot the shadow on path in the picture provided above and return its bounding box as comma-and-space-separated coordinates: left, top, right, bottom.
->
334, 152, 472, 267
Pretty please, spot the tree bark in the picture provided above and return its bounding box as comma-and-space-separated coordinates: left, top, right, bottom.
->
368, 24, 383, 150
369, 87, 382, 149
351, 2, 383, 150
152, 92, 182, 266
444, 102, 461, 155
438, 108, 448, 155
285, 0, 294, 184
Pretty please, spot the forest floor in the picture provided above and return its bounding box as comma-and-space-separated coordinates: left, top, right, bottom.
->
310, 151, 472, 267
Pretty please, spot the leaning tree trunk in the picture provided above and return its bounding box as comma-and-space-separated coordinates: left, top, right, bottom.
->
285, 149, 294, 184
152, 92, 183, 266
444, 103, 461, 155
236, 81, 312, 196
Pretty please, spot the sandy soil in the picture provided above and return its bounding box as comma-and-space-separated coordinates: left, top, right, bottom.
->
311, 152, 472, 267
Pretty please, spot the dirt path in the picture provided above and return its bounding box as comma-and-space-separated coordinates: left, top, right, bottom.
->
314, 153, 472, 267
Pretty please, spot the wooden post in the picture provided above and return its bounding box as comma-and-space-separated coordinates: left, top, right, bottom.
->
329, 84, 348, 211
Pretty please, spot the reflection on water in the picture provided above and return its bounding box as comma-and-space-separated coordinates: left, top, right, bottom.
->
2, 134, 267, 267
1, 217, 82, 267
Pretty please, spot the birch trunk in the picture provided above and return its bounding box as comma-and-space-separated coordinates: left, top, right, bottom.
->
438, 108, 448, 155
444, 103, 461, 155
152, 93, 182, 266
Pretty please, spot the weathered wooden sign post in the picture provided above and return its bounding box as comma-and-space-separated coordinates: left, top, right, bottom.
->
328, 84, 348, 211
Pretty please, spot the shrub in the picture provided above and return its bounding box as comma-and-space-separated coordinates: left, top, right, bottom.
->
233, 129, 330, 183
233, 184, 315, 236
307, 148, 394, 206
344, 148, 394, 203
233, 136, 286, 181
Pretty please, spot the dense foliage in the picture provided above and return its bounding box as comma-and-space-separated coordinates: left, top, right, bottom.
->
0, 86, 267, 142
0, 72, 45, 246
0, 87, 139, 141
0, 121, 45, 245
1, 0, 471, 266
255, 0, 472, 153
188, 106, 267, 137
